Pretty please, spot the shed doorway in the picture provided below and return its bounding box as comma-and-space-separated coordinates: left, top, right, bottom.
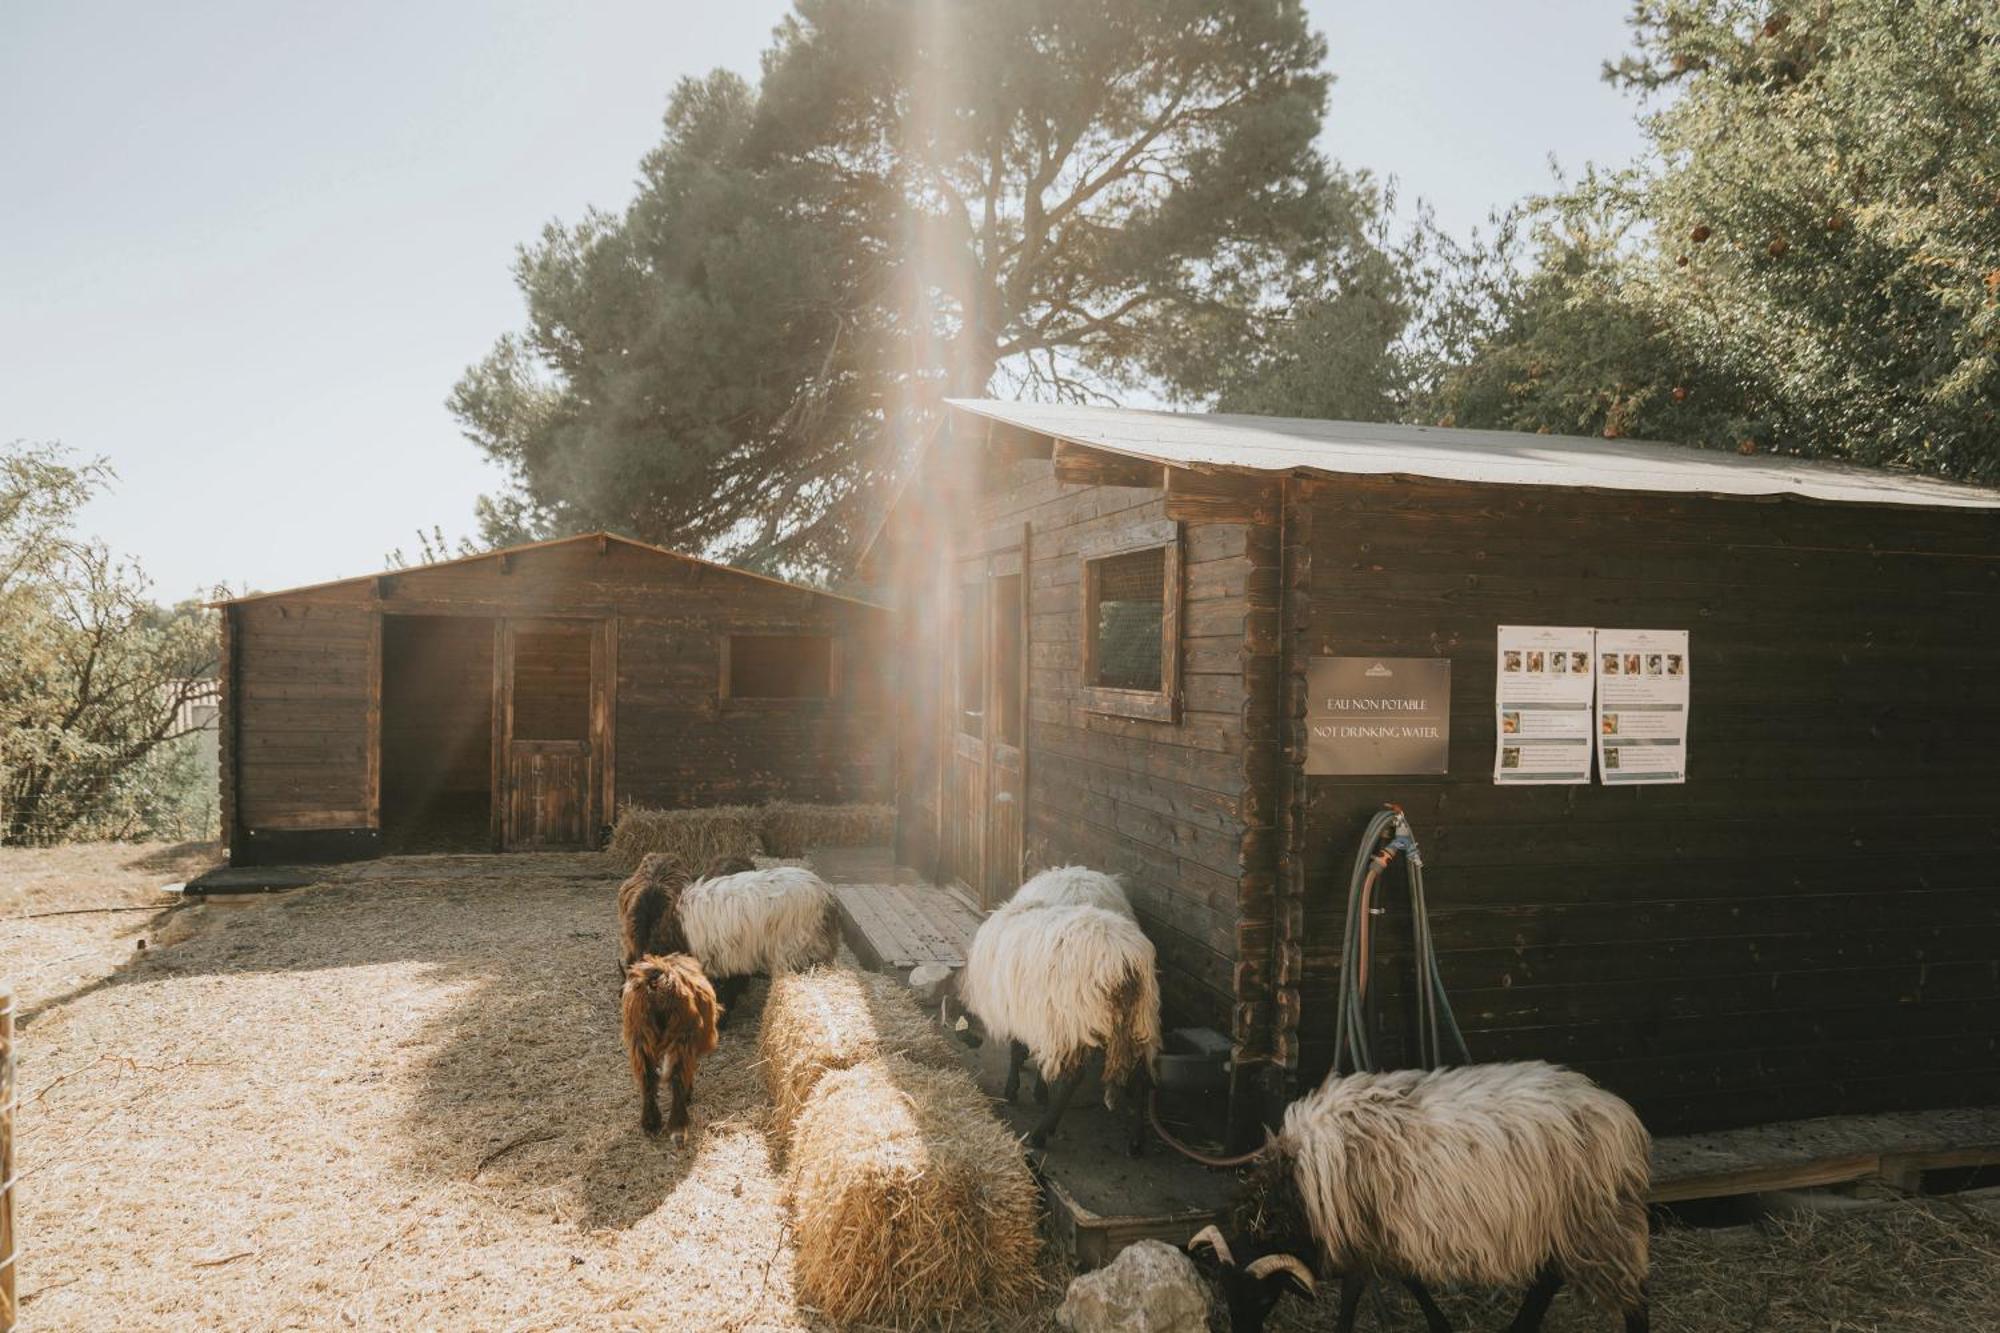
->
945, 540, 1027, 907
381, 615, 495, 853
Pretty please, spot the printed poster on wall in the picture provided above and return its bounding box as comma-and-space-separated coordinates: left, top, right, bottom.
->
1494, 626, 1597, 784
1595, 629, 1690, 785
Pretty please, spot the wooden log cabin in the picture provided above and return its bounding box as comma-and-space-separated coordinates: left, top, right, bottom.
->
864, 400, 2000, 1143
217, 533, 890, 865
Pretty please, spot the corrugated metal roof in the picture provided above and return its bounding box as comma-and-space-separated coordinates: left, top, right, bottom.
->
946, 399, 2000, 511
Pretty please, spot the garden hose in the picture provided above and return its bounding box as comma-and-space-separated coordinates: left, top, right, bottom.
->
1334, 805, 1470, 1076
1149, 804, 1472, 1167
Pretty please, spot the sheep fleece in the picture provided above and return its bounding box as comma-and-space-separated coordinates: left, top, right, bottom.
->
1281, 1061, 1649, 1309
680, 866, 839, 978
961, 903, 1162, 1087
1007, 865, 1135, 919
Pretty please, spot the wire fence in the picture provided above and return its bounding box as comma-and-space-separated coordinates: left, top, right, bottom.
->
1, 985, 15, 1332
1, 739, 220, 849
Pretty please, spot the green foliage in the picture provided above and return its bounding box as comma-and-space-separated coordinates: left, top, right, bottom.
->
385, 524, 481, 570
454, 70, 891, 572
1427, 0, 2000, 478
456, 1, 1403, 572
1208, 182, 1410, 420
1, 442, 220, 844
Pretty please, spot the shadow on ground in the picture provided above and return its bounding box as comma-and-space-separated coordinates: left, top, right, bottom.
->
24, 852, 759, 1229
15, 850, 839, 1329
121, 841, 224, 876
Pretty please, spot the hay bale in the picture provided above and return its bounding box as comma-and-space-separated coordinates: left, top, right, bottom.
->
760, 966, 962, 1141
759, 801, 894, 857
607, 804, 764, 873
789, 1055, 1042, 1324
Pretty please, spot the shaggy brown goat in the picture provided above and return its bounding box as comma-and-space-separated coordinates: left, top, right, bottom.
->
620, 953, 722, 1140
616, 852, 760, 973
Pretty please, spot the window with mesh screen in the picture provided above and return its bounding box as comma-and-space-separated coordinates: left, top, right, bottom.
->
727, 635, 833, 699
1088, 547, 1165, 692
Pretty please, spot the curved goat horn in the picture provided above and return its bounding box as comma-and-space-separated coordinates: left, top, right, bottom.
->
1186, 1225, 1234, 1266
1246, 1254, 1317, 1294
1149, 1090, 1269, 1168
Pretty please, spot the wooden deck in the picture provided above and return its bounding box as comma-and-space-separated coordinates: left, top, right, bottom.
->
1648, 1104, 2000, 1202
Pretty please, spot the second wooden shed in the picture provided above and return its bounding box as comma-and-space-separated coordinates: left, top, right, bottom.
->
218, 533, 891, 864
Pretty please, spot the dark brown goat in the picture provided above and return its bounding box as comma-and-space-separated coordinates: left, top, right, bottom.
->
616, 852, 761, 973
620, 953, 722, 1140
617, 853, 693, 972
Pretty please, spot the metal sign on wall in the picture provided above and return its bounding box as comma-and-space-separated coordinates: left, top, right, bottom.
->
1306, 657, 1452, 775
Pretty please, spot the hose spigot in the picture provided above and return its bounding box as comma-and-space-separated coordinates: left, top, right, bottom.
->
1382, 804, 1423, 869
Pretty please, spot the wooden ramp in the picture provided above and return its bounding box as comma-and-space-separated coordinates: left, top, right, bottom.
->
807, 845, 982, 972
828, 879, 983, 973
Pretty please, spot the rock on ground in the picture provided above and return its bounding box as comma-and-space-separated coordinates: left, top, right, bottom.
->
1056, 1238, 1210, 1333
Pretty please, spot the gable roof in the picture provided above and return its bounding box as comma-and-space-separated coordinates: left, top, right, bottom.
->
214, 531, 886, 609
947, 399, 2000, 511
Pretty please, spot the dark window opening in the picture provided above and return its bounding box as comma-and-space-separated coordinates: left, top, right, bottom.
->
1089, 548, 1165, 692
728, 635, 834, 699
511, 623, 593, 740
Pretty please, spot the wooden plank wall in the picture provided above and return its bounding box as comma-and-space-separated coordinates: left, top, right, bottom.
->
890, 564, 946, 874
509, 621, 593, 740
617, 607, 890, 807
975, 458, 1262, 1038
218, 606, 238, 848
1293, 474, 2000, 1134
234, 592, 377, 829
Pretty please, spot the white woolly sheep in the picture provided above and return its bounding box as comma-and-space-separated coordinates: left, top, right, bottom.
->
1006, 865, 1134, 918
680, 864, 841, 1019
940, 901, 1162, 1154
1188, 1060, 1650, 1333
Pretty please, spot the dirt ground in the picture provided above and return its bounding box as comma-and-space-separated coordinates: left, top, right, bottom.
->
3, 848, 1066, 1331
0, 840, 219, 1014
4, 844, 1999, 1331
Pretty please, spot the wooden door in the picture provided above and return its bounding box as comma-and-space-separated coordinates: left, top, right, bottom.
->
505, 741, 589, 848
946, 570, 988, 891
983, 560, 1026, 907
943, 534, 1030, 908
495, 618, 605, 851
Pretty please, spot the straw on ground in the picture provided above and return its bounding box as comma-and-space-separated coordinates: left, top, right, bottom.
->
3, 850, 1061, 1330
5, 843, 1998, 1331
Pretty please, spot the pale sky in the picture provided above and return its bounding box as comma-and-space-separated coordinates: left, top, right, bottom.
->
2, 1, 1646, 600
